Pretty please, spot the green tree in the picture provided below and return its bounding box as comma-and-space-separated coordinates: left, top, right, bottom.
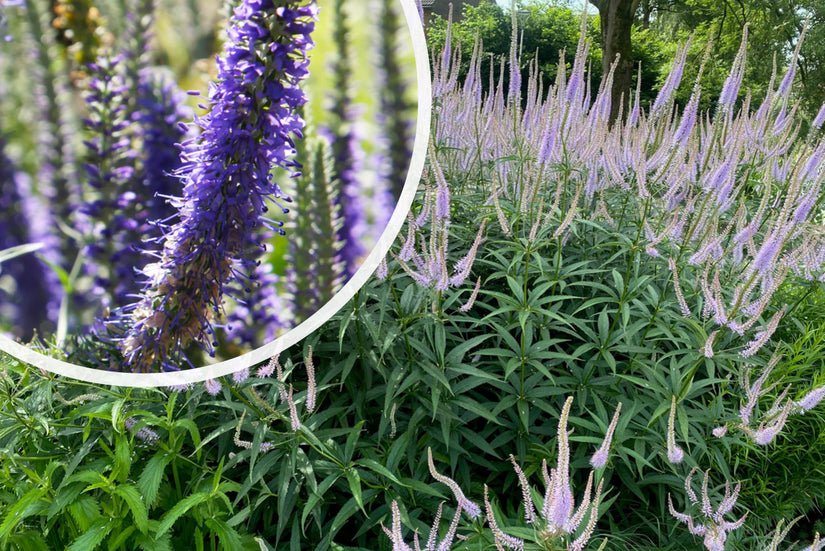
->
426, 1, 669, 109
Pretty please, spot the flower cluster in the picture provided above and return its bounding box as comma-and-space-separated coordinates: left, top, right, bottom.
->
487, 397, 608, 551
383, 397, 615, 551
120, 0, 317, 372
668, 468, 748, 551
390, 151, 486, 294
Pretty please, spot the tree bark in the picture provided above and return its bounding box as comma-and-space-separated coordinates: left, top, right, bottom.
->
590, 0, 639, 123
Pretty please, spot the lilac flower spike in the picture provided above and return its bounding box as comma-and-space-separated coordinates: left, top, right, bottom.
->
667, 396, 684, 464
591, 402, 622, 469
503, 395, 606, 550
287, 384, 301, 431
668, 468, 748, 551
305, 345, 316, 413
258, 355, 279, 379
459, 277, 482, 313
796, 384, 825, 413
204, 378, 222, 396
718, 25, 749, 110
124, 417, 160, 445
120, 0, 317, 372
381, 499, 463, 551
484, 485, 525, 551
427, 447, 481, 520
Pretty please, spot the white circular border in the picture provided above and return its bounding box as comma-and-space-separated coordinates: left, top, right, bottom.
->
0, 0, 432, 387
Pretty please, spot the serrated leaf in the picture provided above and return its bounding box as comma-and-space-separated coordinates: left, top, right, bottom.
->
136, 452, 172, 508
155, 492, 211, 539
113, 484, 148, 533
204, 518, 244, 551
67, 518, 113, 551
0, 487, 47, 539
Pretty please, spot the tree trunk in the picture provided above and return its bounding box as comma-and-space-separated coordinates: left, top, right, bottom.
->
590, 0, 639, 123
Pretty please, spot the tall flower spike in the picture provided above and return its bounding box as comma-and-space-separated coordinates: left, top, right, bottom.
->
667, 395, 684, 464
120, 1, 317, 371
81, 51, 143, 309
326, 0, 366, 276
427, 447, 481, 520
509, 454, 536, 524
796, 383, 825, 413
459, 277, 482, 313
378, 0, 414, 200
542, 396, 575, 534
305, 345, 316, 413
381, 498, 463, 551
287, 384, 301, 431
484, 485, 525, 551
669, 468, 747, 551
591, 402, 622, 469
718, 24, 749, 110
0, 139, 62, 339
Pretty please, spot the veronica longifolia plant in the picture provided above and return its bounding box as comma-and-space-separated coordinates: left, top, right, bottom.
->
120, 0, 317, 372
431, 13, 825, 363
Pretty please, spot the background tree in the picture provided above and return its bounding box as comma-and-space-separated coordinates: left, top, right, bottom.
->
589, 0, 638, 122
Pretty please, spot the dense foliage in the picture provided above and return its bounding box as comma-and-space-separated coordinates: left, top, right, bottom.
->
3, 1, 825, 550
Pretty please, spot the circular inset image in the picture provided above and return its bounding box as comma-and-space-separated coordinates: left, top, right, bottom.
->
0, 0, 430, 384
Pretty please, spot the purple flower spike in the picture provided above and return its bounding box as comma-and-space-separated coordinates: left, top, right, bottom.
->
669, 468, 747, 551
204, 378, 222, 396
796, 384, 825, 413
120, 1, 317, 372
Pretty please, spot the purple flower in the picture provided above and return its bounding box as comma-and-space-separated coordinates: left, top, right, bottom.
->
667, 396, 684, 464
81, 52, 143, 309
796, 384, 825, 413
427, 447, 481, 520
0, 150, 62, 339
324, 0, 366, 277
257, 355, 279, 379
651, 38, 691, 115
124, 416, 160, 445
718, 26, 749, 109
120, 1, 317, 372
669, 468, 748, 551
232, 367, 250, 384
225, 260, 289, 348
134, 68, 193, 235
813, 102, 825, 130
204, 378, 222, 396
591, 402, 622, 469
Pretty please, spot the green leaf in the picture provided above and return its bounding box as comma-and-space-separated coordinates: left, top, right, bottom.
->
0, 487, 48, 539
67, 518, 113, 551
136, 452, 172, 508
154, 492, 211, 539
112, 433, 131, 482
204, 518, 244, 551
345, 468, 365, 514
67, 496, 102, 532
355, 459, 403, 486
8, 530, 51, 551
452, 396, 501, 424
113, 484, 148, 533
